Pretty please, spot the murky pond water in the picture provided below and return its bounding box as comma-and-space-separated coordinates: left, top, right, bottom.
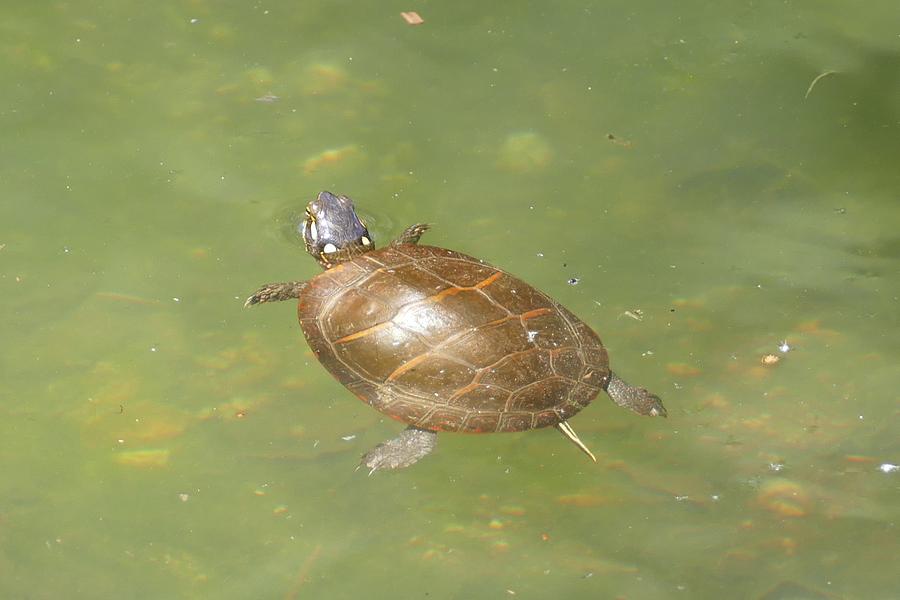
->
2, 1, 898, 598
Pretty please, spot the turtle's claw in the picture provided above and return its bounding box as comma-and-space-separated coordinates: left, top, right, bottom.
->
244, 294, 260, 308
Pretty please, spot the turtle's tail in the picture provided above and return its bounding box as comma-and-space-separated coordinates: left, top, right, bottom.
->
556, 421, 597, 462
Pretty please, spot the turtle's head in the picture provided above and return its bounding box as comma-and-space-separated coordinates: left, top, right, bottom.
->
301, 191, 374, 269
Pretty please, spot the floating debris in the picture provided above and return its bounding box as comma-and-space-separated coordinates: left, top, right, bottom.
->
606, 132, 634, 149
879, 463, 899, 474
400, 11, 424, 25
777, 340, 791, 353
804, 70, 837, 99
254, 92, 280, 103
619, 309, 643, 321
567, 277, 580, 286
761, 353, 781, 366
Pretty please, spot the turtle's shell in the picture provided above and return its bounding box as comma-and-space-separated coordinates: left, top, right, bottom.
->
297, 244, 610, 433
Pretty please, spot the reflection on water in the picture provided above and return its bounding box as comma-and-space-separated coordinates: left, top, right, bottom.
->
1, 1, 898, 598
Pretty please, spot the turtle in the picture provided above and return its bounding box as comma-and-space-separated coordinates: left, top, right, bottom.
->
245, 191, 666, 473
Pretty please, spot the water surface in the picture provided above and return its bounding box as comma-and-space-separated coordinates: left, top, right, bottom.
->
2, 1, 898, 598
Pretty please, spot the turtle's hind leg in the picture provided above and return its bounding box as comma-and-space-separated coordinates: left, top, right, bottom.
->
244, 281, 307, 307
605, 372, 667, 417
360, 426, 437, 474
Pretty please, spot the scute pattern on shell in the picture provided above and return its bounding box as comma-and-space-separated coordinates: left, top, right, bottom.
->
297, 244, 610, 433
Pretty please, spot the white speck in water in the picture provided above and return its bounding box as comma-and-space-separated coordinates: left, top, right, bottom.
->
879, 463, 899, 473
768, 462, 785, 472
341, 435, 356, 441
536, 252, 544, 257
172, 297, 181, 302
777, 340, 791, 353
674, 495, 690, 502
150, 346, 158, 352
190, 18, 199, 24
711, 494, 720, 501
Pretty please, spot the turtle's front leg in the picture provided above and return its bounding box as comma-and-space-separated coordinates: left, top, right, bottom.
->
392, 223, 430, 246
360, 426, 437, 474
244, 281, 307, 307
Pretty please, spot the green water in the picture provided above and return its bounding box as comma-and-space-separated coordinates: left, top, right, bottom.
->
2, 1, 898, 598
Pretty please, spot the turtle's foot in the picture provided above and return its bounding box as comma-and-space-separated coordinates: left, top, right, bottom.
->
606, 372, 667, 417
392, 223, 430, 246
244, 281, 306, 307
360, 426, 437, 474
